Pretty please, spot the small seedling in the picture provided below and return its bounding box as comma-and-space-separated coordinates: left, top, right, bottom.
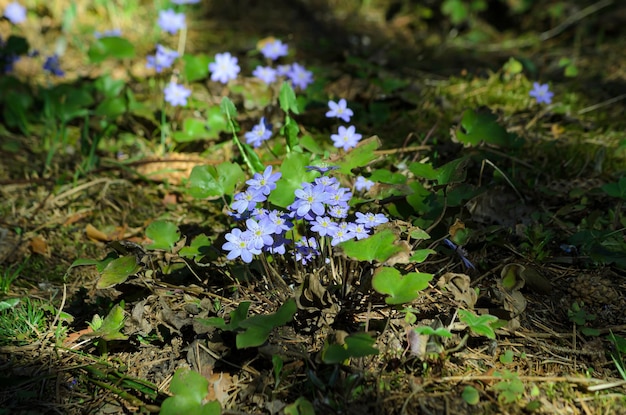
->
458, 309, 499, 339
568, 302, 599, 336
493, 370, 524, 404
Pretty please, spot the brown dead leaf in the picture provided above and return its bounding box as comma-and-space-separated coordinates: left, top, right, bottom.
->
85, 224, 111, 243
162, 193, 178, 206
206, 372, 233, 406
448, 219, 466, 239
30, 235, 49, 256
437, 273, 477, 309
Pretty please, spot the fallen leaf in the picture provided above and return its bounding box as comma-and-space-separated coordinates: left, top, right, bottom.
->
86, 224, 111, 243
30, 235, 49, 256
437, 273, 477, 308
206, 372, 233, 406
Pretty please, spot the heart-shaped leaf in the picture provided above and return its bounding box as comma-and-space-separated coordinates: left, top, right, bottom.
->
145, 221, 180, 251
372, 266, 433, 305
322, 332, 379, 364
236, 299, 296, 349
340, 229, 408, 263
160, 368, 221, 415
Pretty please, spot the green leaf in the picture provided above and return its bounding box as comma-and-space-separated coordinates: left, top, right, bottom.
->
281, 115, 300, 150
160, 368, 221, 415
462, 385, 480, 405
369, 169, 407, 184
268, 153, 316, 207
410, 249, 436, 263
187, 162, 245, 199
458, 309, 498, 339
337, 136, 381, 174
455, 109, 522, 148
340, 229, 405, 263
198, 301, 250, 331
0, 298, 20, 312
322, 332, 379, 364
601, 177, 626, 200
88, 37, 136, 63
172, 118, 212, 142
435, 157, 469, 185
145, 221, 180, 251
91, 303, 127, 341
5, 35, 29, 56
220, 97, 237, 122
97, 255, 142, 288
183, 53, 211, 82
408, 162, 438, 180
284, 397, 315, 415
413, 326, 452, 337
179, 234, 212, 260
279, 82, 299, 114
372, 267, 433, 305
94, 97, 126, 118
236, 299, 296, 349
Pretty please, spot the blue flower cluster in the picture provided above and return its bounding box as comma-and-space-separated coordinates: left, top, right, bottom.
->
222, 166, 388, 263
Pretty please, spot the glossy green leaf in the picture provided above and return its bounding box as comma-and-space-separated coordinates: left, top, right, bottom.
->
183, 53, 211, 82
236, 299, 296, 349
281, 115, 300, 150
322, 332, 379, 364
456, 109, 522, 148
198, 301, 250, 331
337, 136, 380, 174
268, 153, 316, 207
410, 249, 436, 263
97, 255, 141, 288
145, 221, 180, 251
458, 309, 498, 339
160, 368, 221, 415
340, 229, 405, 263
179, 234, 212, 260
279, 82, 299, 114
372, 266, 433, 305
91, 303, 127, 341
369, 169, 407, 184
188, 162, 244, 199
88, 37, 136, 63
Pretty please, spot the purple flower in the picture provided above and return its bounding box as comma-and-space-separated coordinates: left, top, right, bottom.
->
331, 125, 362, 151
329, 224, 355, 246
348, 222, 369, 240
164, 82, 191, 106
355, 212, 388, 228
315, 175, 339, 189
291, 183, 329, 217
328, 204, 348, 219
295, 237, 319, 265
288, 63, 313, 90
529, 82, 553, 105
276, 64, 292, 77
158, 9, 186, 34
263, 210, 293, 233
246, 166, 281, 195
260, 39, 288, 61
209, 52, 240, 84
146, 44, 179, 73
326, 99, 353, 122
222, 228, 260, 263
244, 117, 272, 148
355, 176, 374, 192
310, 216, 339, 237
94, 29, 121, 39
252, 65, 277, 85
172, 0, 200, 4
4, 2, 26, 24
443, 238, 475, 270
231, 189, 266, 214
305, 165, 338, 174
327, 187, 352, 206
246, 218, 275, 250
43, 55, 64, 76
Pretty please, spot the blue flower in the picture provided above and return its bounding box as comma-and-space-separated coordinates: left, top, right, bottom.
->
355, 176, 374, 192
94, 28, 121, 39
295, 237, 319, 265
263, 210, 293, 234
164, 82, 191, 106
288, 63, 313, 90
246, 166, 281, 195
260, 39, 288, 61
291, 183, 329, 218
209, 52, 240, 84
4, 2, 26, 24
158, 9, 186, 34
305, 165, 338, 174
443, 238, 475, 270
310, 216, 339, 237
146, 44, 179, 73
43, 55, 64, 76
326, 99, 353, 122
348, 222, 370, 240
327, 187, 352, 206
172, 0, 200, 4
529, 82, 553, 104
244, 117, 272, 148
252, 65, 277, 84
223, 228, 260, 263
331, 125, 362, 151
231, 189, 266, 214
329, 223, 355, 246
245, 218, 275, 250
328, 204, 348, 219
355, 212, 388, 228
